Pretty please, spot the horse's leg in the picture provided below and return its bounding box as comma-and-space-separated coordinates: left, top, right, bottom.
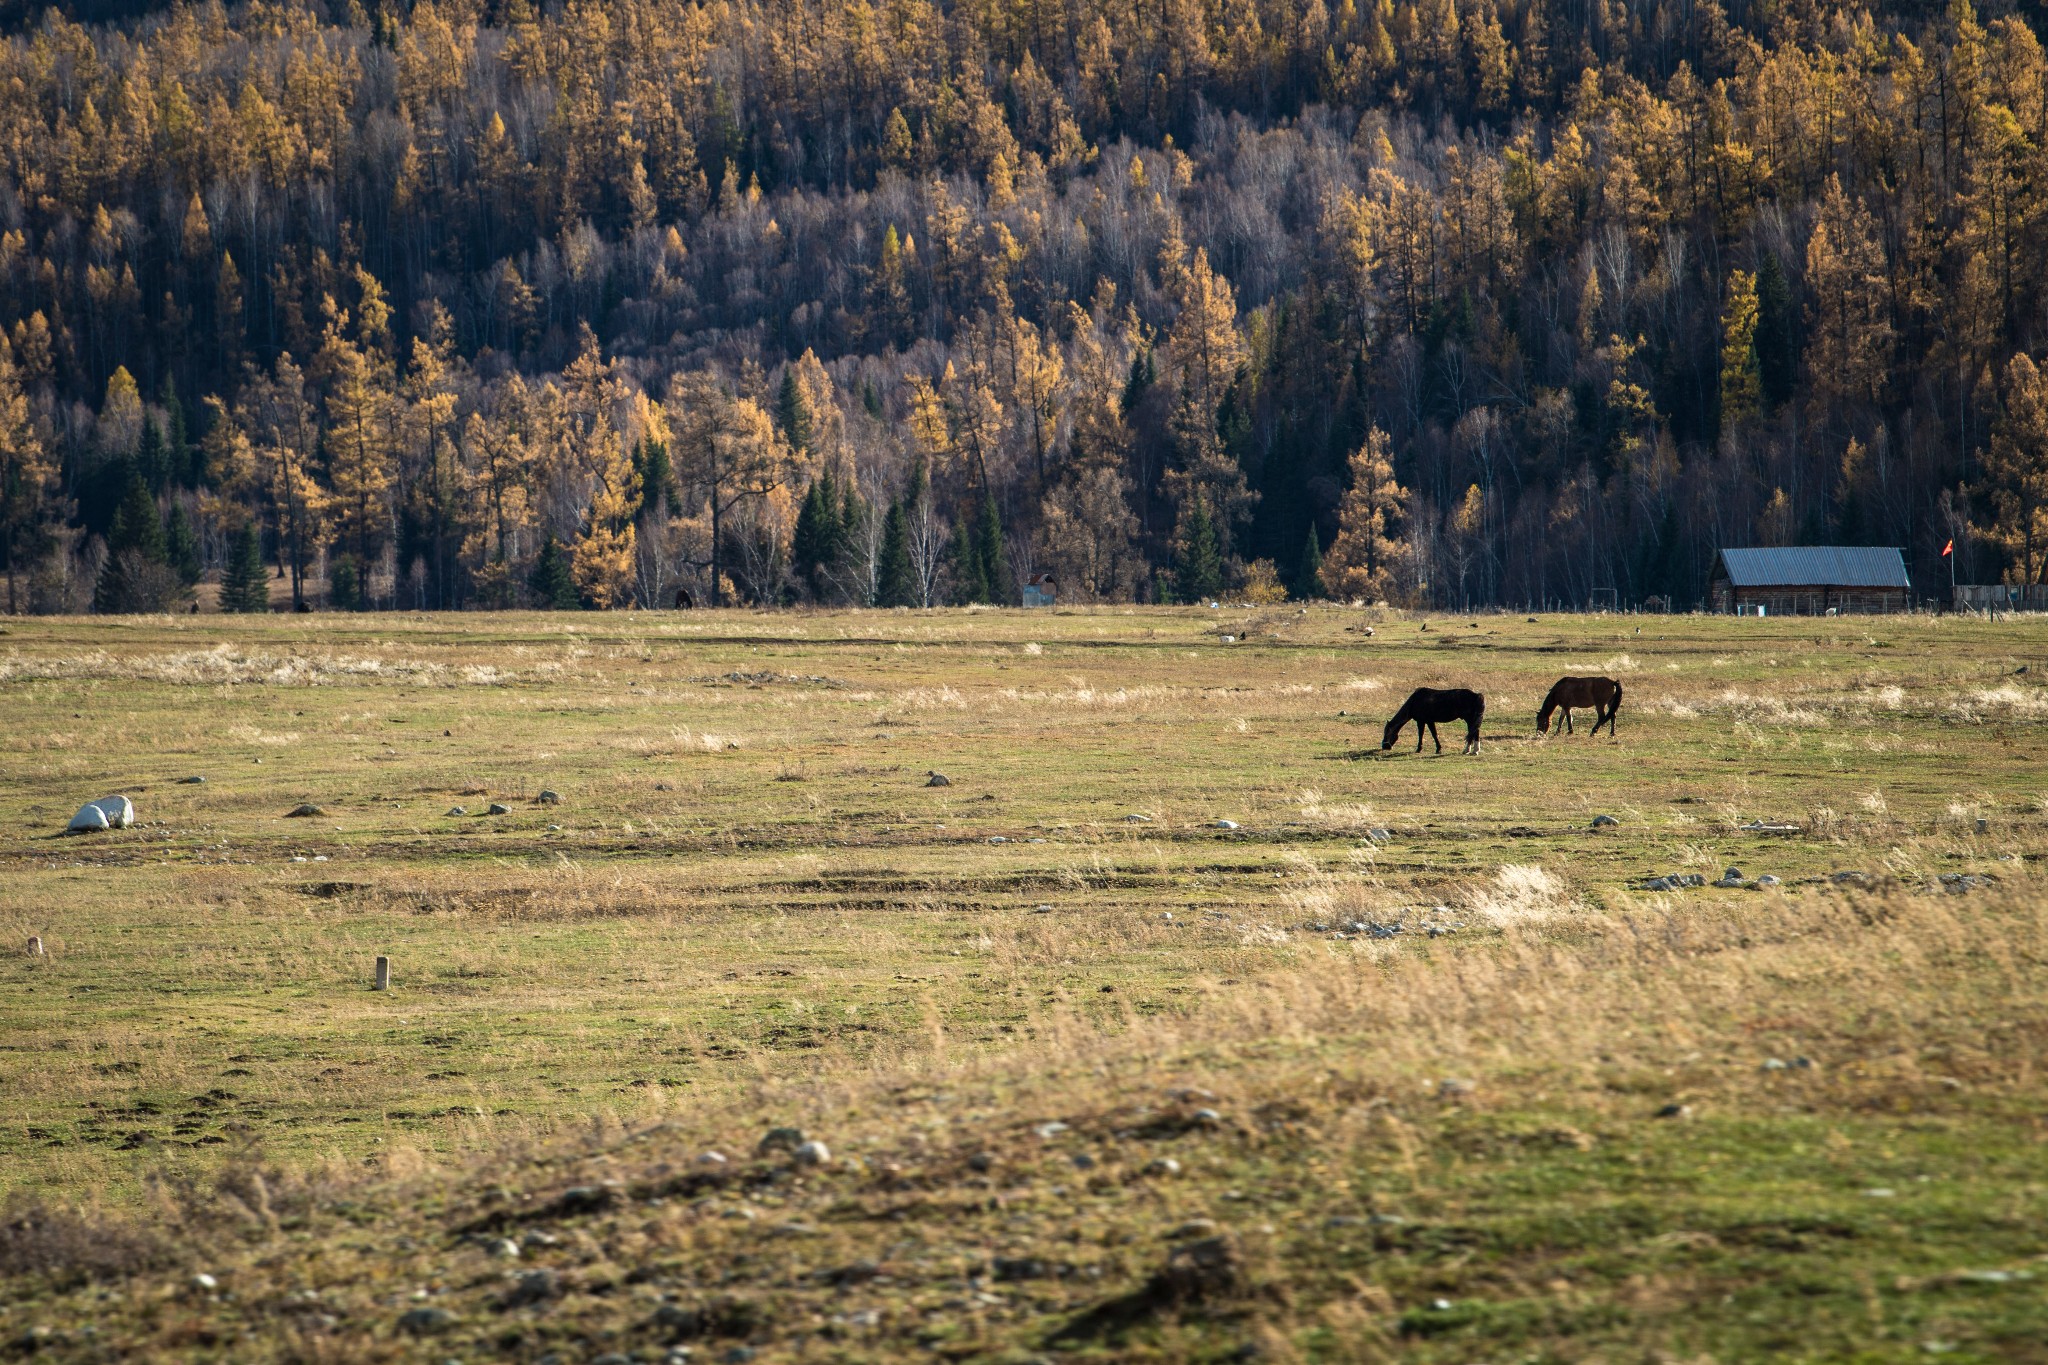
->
1428, 721, 1442, 753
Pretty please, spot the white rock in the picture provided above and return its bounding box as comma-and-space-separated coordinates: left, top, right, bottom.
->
67, 803, 110, 832
792, 1140, 831, 1167
92, 795, 135, 827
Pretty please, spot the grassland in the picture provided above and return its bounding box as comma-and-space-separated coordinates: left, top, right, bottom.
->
1, 606, 2045, 1362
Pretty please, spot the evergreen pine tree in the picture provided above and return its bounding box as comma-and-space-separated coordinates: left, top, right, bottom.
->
529, 534, 580, 608
1754, 251, 1797, 411
136, 416, 168, 493
777, 368, 812, 454
951, 513, 988, 604
329, 554, 364, 611
1172, 497, 1224, 603
1121, 347, 1153, 417
973, 491, 1009, 603
94, 472, 181, 612
791, 469, 844, 601
1296, 524, 1324, 599
877, 500, 914, 607
164, 500, 202, 585
634, 438, 675, 518
220, 519, 269, 612
839, 479, 869, 601
160, 376, 197, 488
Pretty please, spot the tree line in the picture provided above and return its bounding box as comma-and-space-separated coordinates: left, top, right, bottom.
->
1, 0, 2045, 612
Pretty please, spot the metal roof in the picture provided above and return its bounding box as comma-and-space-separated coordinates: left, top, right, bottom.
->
1716, 546, 1910, 589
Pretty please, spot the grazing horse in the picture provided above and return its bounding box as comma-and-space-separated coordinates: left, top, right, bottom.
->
1537, 675, 1623, 737
1382, 687, 1486, 755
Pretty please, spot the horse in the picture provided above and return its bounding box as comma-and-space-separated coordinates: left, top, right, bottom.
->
1382, 687, 1486, 755
1536, 675, 1622, 737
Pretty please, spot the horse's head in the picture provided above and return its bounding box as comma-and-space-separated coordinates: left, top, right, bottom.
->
1535, 709, 1552, 735
1381, 718, 1400, 751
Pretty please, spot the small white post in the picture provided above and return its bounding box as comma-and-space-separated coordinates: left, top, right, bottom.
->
374, 956, 391, 991
26, 936, 43, 957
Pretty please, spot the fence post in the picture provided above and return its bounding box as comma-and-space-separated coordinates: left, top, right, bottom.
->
374, 956, 391, 991
26, 936, 43, 957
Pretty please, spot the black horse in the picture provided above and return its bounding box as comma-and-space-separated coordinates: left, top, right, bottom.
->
1382, 687, 1486, 755
1537, 676, 1623, 737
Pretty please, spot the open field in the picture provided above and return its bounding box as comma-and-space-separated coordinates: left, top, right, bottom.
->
3, 606, 2047, 1361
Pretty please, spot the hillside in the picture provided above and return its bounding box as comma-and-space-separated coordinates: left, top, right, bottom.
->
0, 0, 2044, 613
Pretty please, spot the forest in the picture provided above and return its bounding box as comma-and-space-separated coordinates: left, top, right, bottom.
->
0, 0, 2044, 612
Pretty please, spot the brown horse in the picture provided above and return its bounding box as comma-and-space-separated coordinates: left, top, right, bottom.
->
1382, 687, 1486, 755
1537, 676, 1622, 737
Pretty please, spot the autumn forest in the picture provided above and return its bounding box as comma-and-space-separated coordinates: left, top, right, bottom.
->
0, 0, 2044, 612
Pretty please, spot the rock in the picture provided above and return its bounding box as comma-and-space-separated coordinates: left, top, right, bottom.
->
397, 1306, 458, 1336
67, 803, 110, 832
722, 1349, 756, 1365
1654, 1103, 1692, 1119
792, 1139, 831, 1167
89, 795, 136, 827
926, 772, 951, 787
757, 1126, 806, 1155
697, 1150, 728, 1166
1437, 1077, 1477, 1098
1124, 814, 1152, 823
591, 1354, 633, 1365
1212, 819, 1240, 830
1753, 874, 1781, 888
1033, 1121, 1069, 1138
177, 775, 206, 785
967, 1151, 995, 1172
1590, 814, 1619, 828
992, 1256, 1054, 1281
1367, 828, 1394, 843
1169, 1218, 1219, 1239
650, 1303, 703, 1336
445, 806, 467, 817
654, 782, 675, 791
1940, 873, 1988, 892
1144, 1157, 1182, 1177
191, 1272, 220, 1292
1190, 1107, 1223, 1126
1830, 870, 1873, 888
501, 1269, 560, 1308
487, 803, 511, 816
1760, 1058, 1788, 1071
1724, 867, 1744, 881
284, 804, 326, 818
536, 789, 561, 805
1153, 1235, 1242, 1302
485, 1238, 521, 1259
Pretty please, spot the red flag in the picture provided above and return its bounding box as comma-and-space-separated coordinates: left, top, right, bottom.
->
1942, 538, 1954, 557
